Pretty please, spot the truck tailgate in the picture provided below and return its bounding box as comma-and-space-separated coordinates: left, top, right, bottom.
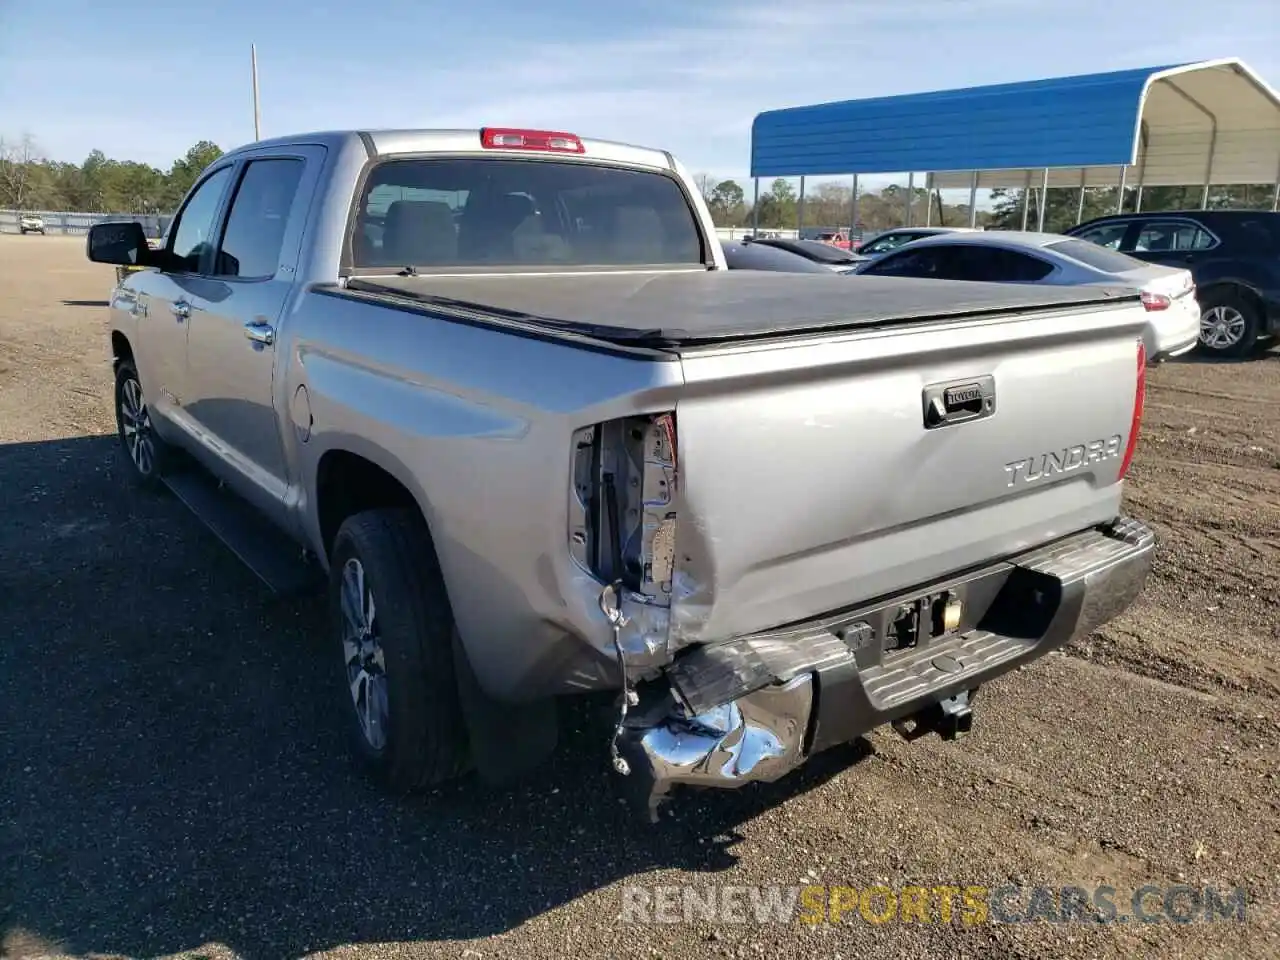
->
669, 301, 1146, 646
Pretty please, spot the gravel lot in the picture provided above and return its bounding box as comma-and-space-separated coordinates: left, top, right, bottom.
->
2, 234, 1278, 960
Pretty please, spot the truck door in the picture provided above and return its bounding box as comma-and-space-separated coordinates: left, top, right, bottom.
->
180, 147, 322, 526
127, 164, 235, 423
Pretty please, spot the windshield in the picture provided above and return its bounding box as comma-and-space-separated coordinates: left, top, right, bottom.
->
351, 158, 704, 270
1046, 238, 1149, 274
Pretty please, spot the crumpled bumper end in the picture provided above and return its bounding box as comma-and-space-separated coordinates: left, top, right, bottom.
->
616, 674, 814, 822
617, 517, 1155, 821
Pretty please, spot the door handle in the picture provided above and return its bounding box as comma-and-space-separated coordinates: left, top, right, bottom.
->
922, 375, 997, 429
171, 300, 191, 321
244, 321, 275, 347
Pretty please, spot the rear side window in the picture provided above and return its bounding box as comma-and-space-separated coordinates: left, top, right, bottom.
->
861, 247, 948, 277
1073, 222, 1128, 250
215, 159, 306, 279
1133, 222, 1216, 253
1047, 238, 1148, 273
859, 231, 920, 256
945, 246, 1055, 282
351, 158, 703, 269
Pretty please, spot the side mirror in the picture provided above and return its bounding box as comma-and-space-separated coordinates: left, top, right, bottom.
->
86, 221, 152, 267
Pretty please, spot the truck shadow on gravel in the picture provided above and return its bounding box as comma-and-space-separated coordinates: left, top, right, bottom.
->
0, 434, 872, 960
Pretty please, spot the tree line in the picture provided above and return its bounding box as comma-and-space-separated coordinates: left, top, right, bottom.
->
693, 174, 990, 233
5, 132, 1274, 230
0, 134, 224, 214
987, 183, 1279, 233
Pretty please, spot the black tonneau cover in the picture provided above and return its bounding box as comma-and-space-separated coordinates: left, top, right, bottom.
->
344, 270, 1139, 348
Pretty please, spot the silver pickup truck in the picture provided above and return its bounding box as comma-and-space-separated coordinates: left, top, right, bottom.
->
86, 127, 1155, 819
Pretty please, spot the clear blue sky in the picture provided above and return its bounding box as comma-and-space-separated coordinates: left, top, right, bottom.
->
2, 0, 1277, 187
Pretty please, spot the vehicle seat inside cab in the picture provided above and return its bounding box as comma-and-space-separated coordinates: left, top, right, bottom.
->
379, 199, 458, 265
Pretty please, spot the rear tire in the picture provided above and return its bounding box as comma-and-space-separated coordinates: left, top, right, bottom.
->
113, 359, 170, 488
1197, 290, 1260, 358
329, 508, 470, 790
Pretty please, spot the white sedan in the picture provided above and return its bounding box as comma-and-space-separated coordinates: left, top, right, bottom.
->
851, 230, 1199, 361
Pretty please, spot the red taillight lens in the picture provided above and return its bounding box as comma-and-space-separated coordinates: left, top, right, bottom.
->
1140, 290, 1172, 311
480, 127, 585, 154
1119, 340, 1146, 480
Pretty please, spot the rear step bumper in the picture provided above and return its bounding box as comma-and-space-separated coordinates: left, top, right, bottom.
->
617, 517, 1155, 819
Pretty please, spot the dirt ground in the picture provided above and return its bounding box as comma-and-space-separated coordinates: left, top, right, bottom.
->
1, 234, 1278, 960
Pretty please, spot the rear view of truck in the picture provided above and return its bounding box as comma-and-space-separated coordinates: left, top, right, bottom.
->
548, 274, 1155, 818
89, 123, 1156, 820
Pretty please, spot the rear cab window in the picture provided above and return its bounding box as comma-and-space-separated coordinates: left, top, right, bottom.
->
350, 158, 704, 271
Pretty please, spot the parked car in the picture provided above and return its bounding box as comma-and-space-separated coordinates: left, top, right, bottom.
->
814, 230, 853, 250
849, 226, 977, 262
1066, 210, 1280, 357
741, 236, 860, 271
85, 127, 1155, 820
19, 214, 45, 235
721, 239, 834, 273
852, 230, 1199, 362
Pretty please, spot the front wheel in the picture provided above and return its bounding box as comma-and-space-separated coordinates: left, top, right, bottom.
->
113, 359, 170, 487
329, 508, 470, 791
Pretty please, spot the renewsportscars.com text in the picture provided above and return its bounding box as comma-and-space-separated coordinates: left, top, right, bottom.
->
620, 883, 1248, 926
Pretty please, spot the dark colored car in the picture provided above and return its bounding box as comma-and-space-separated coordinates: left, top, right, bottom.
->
742, 236, 860, 270
721, 239, 835, 273
1066, 210, 1280, 357
849, 227, 975, 263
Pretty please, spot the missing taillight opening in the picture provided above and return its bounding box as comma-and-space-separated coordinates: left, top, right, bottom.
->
1118, 341, 1146, 480
568, 413, 678, 600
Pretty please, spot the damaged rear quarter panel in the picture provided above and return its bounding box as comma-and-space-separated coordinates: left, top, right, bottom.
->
287, 291, 686, 701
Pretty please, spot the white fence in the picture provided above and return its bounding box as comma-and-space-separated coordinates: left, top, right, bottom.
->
5, 214, 814, 243
0, 209, 168, 237
714, 227, 801, 240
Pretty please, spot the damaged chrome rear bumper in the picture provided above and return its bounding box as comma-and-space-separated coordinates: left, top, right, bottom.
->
617, 518, 1155, 820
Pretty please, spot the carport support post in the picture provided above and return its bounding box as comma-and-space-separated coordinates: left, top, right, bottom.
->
924, 174, 933, 226
797, 176, 806, 235
751, 178, 759, 237
1135, 122, 1150, 212
967, 172, 978, 228
905, 172, 914, 226
1019, 171, 1031, 230
1036, 168, 1049, 232
1076, 169, 1087, 224
1200, 123, 1217, 209
1116, 166, 1127, 214
850, 174, 860, 237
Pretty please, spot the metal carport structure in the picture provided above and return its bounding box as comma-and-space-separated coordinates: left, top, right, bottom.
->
749, 58, 1280, 232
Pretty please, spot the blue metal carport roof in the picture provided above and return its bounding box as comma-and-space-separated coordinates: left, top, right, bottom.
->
750, 59, 1280, 189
